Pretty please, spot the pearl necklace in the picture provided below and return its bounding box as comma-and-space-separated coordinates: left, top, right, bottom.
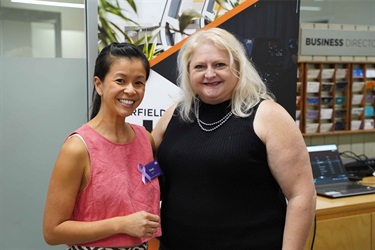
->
195, 100, 233, 132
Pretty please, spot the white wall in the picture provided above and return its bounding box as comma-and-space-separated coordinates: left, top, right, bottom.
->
0, 2, 87, 249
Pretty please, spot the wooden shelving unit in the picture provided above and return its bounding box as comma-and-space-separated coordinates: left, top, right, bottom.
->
297, 62, 375, 136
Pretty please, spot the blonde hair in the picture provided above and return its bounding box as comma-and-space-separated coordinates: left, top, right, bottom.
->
176, 27, 274, 122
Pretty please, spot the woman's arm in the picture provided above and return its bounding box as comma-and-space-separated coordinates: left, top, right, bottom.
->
151, 103, 177, 150
43, 136, 160, 245
254, 100, 317, 250
148, 132, 157, 158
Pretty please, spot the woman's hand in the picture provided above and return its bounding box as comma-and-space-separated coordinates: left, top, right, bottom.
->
119, 211, 160, 238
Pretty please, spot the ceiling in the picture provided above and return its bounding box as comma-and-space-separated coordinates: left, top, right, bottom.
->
1, 0, 374, 28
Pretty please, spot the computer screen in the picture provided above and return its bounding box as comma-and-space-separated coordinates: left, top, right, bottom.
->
307, 144, 348, 183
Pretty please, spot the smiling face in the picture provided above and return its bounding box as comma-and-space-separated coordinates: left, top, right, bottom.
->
188, 41, 239, 104
94, 57, 146, 119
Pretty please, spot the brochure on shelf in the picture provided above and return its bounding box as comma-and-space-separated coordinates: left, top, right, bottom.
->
351, 107, 364, 117
306, 81, 320, 93
307, 69, 320, 79
320, 123, 333, 132
321, 96, 333, 106
366, 69, 375, 78
321, 68, 334, 79
336, 82, 347, 92
320, 108, 333, 119
352, 81, 365, 92
364, 119, 375, 129
305, 123, 319, 133
307, 96, 319, 105
335, 96, 346, 105
306, 110, 319, 120
365, 106, 374, 117
335, 68, 348, 79
351, 94, 363, 105
351, 120, 362, 130
335, 109, 346, 118
321, 82, 334, 92
353, 68, 364, 78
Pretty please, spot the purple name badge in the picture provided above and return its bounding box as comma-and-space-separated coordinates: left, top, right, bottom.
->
138, 161, 163, 184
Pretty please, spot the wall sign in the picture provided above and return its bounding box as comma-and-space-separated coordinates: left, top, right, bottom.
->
300, 28, 375, 56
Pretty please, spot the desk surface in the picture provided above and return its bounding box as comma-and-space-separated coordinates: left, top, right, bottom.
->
316, 176, 375, 220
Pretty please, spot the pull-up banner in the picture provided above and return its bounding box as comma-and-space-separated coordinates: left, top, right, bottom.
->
98, 0, 301, 131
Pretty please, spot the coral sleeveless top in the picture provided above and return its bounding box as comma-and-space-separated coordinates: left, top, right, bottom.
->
68, 123, 161, 247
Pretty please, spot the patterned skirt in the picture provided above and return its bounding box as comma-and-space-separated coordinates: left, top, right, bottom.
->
67, 242, 148, 250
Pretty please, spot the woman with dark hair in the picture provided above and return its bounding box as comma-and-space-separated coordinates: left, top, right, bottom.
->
43, 43, 161, 250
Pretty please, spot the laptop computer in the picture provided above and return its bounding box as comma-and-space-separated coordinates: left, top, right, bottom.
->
307, 144, 375, 198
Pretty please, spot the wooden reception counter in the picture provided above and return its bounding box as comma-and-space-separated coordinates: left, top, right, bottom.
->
305, 176, 375, 250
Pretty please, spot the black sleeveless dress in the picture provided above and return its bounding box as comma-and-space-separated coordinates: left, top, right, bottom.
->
157, 100, 286, 250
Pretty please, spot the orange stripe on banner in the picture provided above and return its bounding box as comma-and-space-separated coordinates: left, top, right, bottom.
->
149, 37, 188, 67
150, 0, 259, 67
203, 0, 259, 29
